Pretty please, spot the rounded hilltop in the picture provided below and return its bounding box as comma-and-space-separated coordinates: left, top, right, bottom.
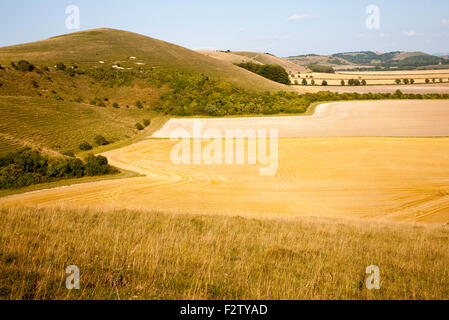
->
0, 28, 287, 92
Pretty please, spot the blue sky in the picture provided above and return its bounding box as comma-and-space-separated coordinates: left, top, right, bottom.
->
1, 0, 449, 56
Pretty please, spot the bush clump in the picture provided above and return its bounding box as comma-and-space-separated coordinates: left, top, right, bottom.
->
235, 62, 290, 85
94, 135, 110, 146
90, 97, 106, 107
143, 119, 151, 127
0, 148, 118, 189
135, 123, 144, 131
56, 62, 66, 71
79, 142, 93, 151
83, 154, 118, 176
12, 60, 35, 72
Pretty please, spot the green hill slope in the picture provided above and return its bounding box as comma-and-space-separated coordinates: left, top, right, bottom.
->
0, 28, 285, 92
0, 96, 159, 156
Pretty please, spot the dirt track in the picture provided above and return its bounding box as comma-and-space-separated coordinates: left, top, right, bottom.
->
1, 101, 449, 224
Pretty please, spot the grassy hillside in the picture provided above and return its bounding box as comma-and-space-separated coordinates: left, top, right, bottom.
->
393, 51, 429, 60
0, 207, 448, 299
0, 28, 285, 92
198, 50, 264, 65
0, 96, 157, 156
232, 51, 308, 73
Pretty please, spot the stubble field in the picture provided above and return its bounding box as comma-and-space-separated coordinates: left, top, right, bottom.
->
2, 100, 449, 224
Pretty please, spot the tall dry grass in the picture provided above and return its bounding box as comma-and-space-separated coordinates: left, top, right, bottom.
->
0, 207, 448, 300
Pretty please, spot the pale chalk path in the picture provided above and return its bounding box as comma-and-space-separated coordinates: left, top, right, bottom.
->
153, 100, 449, 138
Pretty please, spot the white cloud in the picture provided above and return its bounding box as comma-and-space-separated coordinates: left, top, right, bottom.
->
443, 19, 449, 27
358, 33, 368, 38
403, 30, 419, 37
288, 14, 314, 21
380, 33, 392, 38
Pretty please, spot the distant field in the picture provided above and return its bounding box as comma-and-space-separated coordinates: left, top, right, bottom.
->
290, 69, 449, 86
1, 207, 448, 300
302, 83, 449, 94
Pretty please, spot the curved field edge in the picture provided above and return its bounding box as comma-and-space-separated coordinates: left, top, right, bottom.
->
0, 100, 359, 197
0, 116, 168, 198
0, 207, 448, 300
0, 101, 336, 197
0, 169, 142, 199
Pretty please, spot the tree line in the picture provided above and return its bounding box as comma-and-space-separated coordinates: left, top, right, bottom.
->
0, 148, 118, 189
235, 62, 290, 85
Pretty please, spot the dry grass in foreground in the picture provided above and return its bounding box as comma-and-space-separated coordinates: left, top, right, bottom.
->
0, 207, 448, 300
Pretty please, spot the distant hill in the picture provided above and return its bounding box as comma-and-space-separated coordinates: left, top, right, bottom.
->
286, 54, 354, 70
287, 51, 449, 70
232, 52, 308, 74
199, 50, 308, 74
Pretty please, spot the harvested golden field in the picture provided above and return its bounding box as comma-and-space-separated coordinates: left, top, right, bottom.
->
2, 137, 449, 223
2, 100, 449, 223
154, 100, 449, 138
2, 101, 449, 223
1, 207, 448, 300
2, 133, 449, 223
290, 69, 449, 87
301, 83, 449, 94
